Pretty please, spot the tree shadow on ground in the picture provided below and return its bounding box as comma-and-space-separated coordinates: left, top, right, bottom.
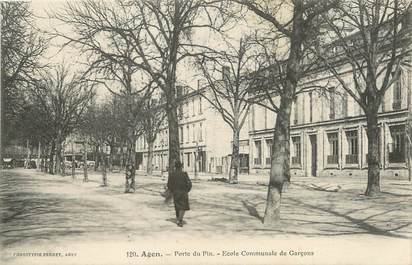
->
241, 200, 263, 223
0, 179, 131, 247
2, 170, 411, 244
286, 197, 411, 239
380, 191, 412, 197
182, 187, 412, 239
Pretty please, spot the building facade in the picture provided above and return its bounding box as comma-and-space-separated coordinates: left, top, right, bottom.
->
135, 86, 249, 173
249, 73, 410, 179
249, 27, 411, 180
136, 14, 411, 179
136, 68, 410, 179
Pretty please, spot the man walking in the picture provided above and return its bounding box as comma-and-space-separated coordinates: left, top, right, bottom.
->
167, 161, 192, 227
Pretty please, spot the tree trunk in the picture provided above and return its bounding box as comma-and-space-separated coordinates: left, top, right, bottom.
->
37, 142, 41, 171
61, 141, 66, 175
56, 149, 66, 176
365, 112, 381, 195
166, 20, 180, 175
71, 153, 75, 180
29, 146, 33, 168
43, 144, 49, 173
408, 143, 411, 182
125, 140, 136, 193
48, 141, 55, 174
83, 143, 88, 182
124, 79, 137, 192
25, 139, 30, 168
41, 158, 45, 172
167, 105, 180, 174
408, 121, 412, 181
120, 146, 125, 170
263, 96, 293, 224
147, 140, 154, 175
407, 107, 412, 181
262, 0, 304, 224
229, 129, 240, 184
55, 130, 63, 175
108, 144, 114, 172
0, 69, 3, 169
94, 145, 99, 171
124, 112, 136, 193
55, 140, 63, 175
45, 156, 48, 173
101, 152, 107, 186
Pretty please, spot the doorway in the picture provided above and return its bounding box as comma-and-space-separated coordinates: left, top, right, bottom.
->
310, 135, 317, 177
198, 151, 206, 172
135, 152, 143, 170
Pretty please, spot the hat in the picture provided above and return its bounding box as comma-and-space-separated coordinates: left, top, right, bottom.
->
175, 161, 183, 169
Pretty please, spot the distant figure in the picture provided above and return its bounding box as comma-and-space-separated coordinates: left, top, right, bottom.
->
167, 161, 192, 227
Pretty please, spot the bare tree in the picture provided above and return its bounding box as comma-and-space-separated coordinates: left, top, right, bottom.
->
140, 96, 166, 175
233, 0, 338, 224
13, 100, 53, 171
30, 65, 95, 175
52, 0, 231, 181
81, 101, 121, 186
114, 0, 231, 175
1, 1, 47, 164
312, 0, 411, 195
52, 0, 165, 192
196, 37, 259, 183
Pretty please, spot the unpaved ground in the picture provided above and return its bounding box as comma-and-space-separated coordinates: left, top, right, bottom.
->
1, 169, 411, 265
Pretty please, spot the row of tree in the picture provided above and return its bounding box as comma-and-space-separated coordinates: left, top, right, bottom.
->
193, 0, 411, 222
1, 2, 96, 176
2, 0, 411, 224
78, 92, 166, 189
1, 0, 167, 181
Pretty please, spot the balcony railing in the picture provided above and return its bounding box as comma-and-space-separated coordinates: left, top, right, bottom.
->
327, 155, 339, 164
266, 157, 271, 165
254, 158, 261, 165
345, 154, 358, 164
392, 101, 402, 110
291, 156, 301, 165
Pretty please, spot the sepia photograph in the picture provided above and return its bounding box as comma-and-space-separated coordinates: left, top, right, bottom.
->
1, 0, 411, 264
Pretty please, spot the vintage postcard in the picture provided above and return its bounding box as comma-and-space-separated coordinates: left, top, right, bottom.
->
1, 0, 411, 264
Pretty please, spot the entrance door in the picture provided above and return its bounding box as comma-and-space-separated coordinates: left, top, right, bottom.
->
199, 151, 206, 172
310, 135, 317, 177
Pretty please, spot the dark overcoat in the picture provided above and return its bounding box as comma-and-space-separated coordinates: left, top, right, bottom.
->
167, 170, 192, 211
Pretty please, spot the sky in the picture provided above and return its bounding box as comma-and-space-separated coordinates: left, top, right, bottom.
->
28, 0, 285, 99
31, 0, 83, 62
